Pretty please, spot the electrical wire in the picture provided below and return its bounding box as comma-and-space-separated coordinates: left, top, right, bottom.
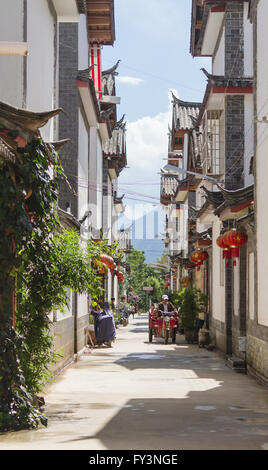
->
225, 97, 268, 178
66, 173, 161, 201
102, 58, 206, 95
67, 179, 160, 204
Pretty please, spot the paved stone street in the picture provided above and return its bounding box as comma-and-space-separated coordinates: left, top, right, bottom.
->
0, 313, 268, 450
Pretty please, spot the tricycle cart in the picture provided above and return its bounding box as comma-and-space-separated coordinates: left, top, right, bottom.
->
148, 306, 179, 344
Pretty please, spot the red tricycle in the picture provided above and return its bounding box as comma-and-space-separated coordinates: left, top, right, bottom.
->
148, 306, 179, 344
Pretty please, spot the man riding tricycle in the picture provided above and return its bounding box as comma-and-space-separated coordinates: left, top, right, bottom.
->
148, 295, 179, 344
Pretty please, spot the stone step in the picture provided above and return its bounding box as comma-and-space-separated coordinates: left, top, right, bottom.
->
226, 356, 246, 373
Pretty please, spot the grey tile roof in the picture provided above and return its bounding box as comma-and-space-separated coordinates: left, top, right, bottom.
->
160, 175, 179, 204
0, 136, 16, 164
102, 61, 120, 97
171, 93, 201, 131
214, 183, 254, 216
201, 68, 253, 88
103, 115, 126, 156
76, 0, 86, 14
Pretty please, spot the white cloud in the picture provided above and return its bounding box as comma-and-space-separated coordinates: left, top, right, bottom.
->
117, 76, 144, 86
125, 89, 178, 172
126, 112, 169, 171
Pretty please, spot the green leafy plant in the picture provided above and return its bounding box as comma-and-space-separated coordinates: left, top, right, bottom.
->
0, 139, 62, 431
16, 228, 104, 396
179, 288, 208, 331
125, 248, 165, 310
0, 137, 124, 431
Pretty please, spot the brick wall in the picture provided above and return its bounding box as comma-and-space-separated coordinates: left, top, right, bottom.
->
58, 23, 79, 218
225, 95, 245, 190
225, 2, 244, 77
224, 2, 245, 191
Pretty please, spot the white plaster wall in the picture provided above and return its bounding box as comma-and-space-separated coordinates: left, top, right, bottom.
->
0, 0, 24, 107
107, 271, 112, 302
256, 0, 268, 327
78, 107, 89, 222
183, 133, 188, 172
89, 127, 98, 229
89, 126, 107, 239
248, 252, 255, 321
233, 259, 240, 317
56, 289, 73, 321
27, 0, 55, 141
244, 94, 254, 186
213, 25, 225, 76
77, 238, 89, 318
96, 133, 103, 230
244, 3, 253, 77
212, 218, 225, 323
77, 293, 88, 318
106, 177, 113, 243
179, 201, 188, 257
112, 201, 119, 243
78, 13, 89, 70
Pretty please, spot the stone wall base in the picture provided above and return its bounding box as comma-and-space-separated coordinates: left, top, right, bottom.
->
50, 313, 89, 376
210, 317, 228, 354
246, 334, 268, 385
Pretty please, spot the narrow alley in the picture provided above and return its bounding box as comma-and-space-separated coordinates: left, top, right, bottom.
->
1, 314, 267, 451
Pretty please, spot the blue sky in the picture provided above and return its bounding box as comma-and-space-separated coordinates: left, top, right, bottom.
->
102, 0, 211, 261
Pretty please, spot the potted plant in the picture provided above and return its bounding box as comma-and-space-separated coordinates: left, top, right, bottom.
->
179, 288, 208, 344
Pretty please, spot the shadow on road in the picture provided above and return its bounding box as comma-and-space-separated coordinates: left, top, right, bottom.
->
60, 313, 268, 450
60, 392, 268, 450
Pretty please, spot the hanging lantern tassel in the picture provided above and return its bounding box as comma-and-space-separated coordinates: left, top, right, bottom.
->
230, 246, 240, 266
223, 248, 232, 268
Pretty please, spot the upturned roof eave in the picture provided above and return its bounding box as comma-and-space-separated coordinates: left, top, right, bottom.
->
214, 183, 254, 215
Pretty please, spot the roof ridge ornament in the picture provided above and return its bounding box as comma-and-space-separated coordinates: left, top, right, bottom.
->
200, 67, 217, 84
102, 60, 121, 77
77, 65, 95, 82
171, 90, 201, 108
0, 100, 63, 134
114, 114, 126, 130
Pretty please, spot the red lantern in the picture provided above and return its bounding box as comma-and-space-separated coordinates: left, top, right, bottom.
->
190, 250, 204, 264
190, 250, 208, 270
224, 229, 248, 247
223, 229, 247, 266
116, 271, 124, 284
217, 234, 232, 266
100, 254, 114, 269
216, 235, 228, 250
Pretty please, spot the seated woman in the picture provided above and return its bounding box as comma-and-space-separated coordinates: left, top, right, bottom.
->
91, 301, 116, 347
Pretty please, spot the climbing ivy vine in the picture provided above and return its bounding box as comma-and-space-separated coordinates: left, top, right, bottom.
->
0, 139, 61, 431
0, 138, 122, 432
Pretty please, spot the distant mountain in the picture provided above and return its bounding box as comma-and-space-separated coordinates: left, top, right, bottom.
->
119, 205, 165, 263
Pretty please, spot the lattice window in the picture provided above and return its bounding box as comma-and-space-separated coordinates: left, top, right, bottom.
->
202, 110, 224, 175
